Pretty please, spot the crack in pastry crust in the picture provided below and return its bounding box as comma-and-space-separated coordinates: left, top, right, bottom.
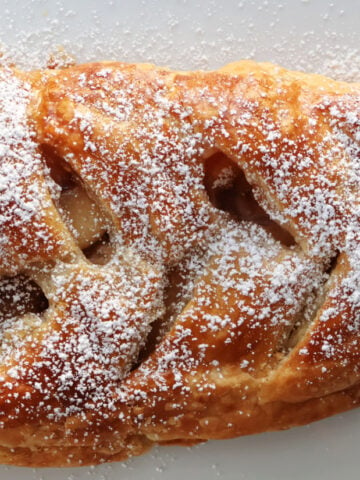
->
0, 60, 359, 466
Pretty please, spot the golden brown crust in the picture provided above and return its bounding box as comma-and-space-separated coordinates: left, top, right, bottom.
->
0, 60, 359, 466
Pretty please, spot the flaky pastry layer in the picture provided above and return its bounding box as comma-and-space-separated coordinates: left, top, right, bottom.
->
0, 59, 359, 466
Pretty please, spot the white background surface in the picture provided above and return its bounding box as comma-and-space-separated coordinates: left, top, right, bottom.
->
0, 0, 359, 479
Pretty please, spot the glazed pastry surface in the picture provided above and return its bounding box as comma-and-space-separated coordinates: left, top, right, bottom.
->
0, 60, 359, 466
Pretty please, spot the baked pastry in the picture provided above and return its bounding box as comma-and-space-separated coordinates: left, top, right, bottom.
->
0, 59, 359, 466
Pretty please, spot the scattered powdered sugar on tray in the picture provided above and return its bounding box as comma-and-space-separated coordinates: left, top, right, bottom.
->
0, 0, 358, 81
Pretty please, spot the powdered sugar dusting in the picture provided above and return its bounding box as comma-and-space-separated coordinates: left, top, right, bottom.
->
0, 0, 359, 475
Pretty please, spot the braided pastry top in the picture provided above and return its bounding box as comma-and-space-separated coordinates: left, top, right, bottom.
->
0, 60, 359, 466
